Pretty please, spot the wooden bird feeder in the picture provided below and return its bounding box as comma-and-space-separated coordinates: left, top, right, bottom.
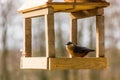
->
18, 0, 109, 70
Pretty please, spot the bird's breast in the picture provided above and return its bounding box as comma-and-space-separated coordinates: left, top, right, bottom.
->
66, 45, 78, 57
66, 45, 88, 57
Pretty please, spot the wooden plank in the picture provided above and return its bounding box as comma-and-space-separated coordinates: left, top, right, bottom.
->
52, 2, 109, 12
65, 0, 103, 2
70, 15, 77, 44
49, 57, 107, 70
23, 18, 32, 57
47, 1, 109, 5
18, 2, 109, 13
71, 8, 104, 19
69, 14, 78, 58
45, 8, 55, 58
20, 57, 48, 69
96, 15, 104, 57
23, 7, 54, 18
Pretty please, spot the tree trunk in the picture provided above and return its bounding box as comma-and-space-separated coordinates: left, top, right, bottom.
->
0, 0, 13, 79
1, 24, 11, 80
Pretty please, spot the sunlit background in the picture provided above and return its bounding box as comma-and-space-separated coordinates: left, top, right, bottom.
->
0, 0, 120, 80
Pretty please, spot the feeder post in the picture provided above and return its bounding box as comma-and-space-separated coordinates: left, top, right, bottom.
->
70, 13, 78, 44
45, 7, 55, 58
96, 8, 104, 57
69, 13, 78, 58
23, 18, 32, 57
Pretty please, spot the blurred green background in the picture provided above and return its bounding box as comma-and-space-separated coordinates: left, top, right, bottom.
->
0, 0, 120, 80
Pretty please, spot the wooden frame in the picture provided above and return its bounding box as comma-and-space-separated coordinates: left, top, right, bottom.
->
19, 1, 109, 70
23, 18, 32, 57
96, 15, 105, 57
21, 57, 107, 70
18, 2, 109, 13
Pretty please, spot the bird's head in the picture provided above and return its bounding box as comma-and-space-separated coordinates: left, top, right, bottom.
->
66, 41, 74, 48
66, 41, 73, 45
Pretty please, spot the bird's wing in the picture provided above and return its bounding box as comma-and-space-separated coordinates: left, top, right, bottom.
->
73, 46, 91, 53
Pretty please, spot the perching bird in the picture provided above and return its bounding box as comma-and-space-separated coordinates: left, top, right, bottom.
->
66, 42, 95, 57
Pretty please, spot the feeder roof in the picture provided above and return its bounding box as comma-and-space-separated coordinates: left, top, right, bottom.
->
18, 0, 109, 13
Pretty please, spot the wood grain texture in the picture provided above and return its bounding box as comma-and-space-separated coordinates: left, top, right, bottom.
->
70, 15, 77, 44
20, 57, 48, 69
45, 7, 55, 57
69, 14, 78, 58
23, 7, 54, 18
20, 57, 107, 70
71, 8, 104, 19
96, 15, 104, 57
65, 0, 102, 2
23, 18, 32, 57
49, 57, 107, 70
18, 2, 109, 13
